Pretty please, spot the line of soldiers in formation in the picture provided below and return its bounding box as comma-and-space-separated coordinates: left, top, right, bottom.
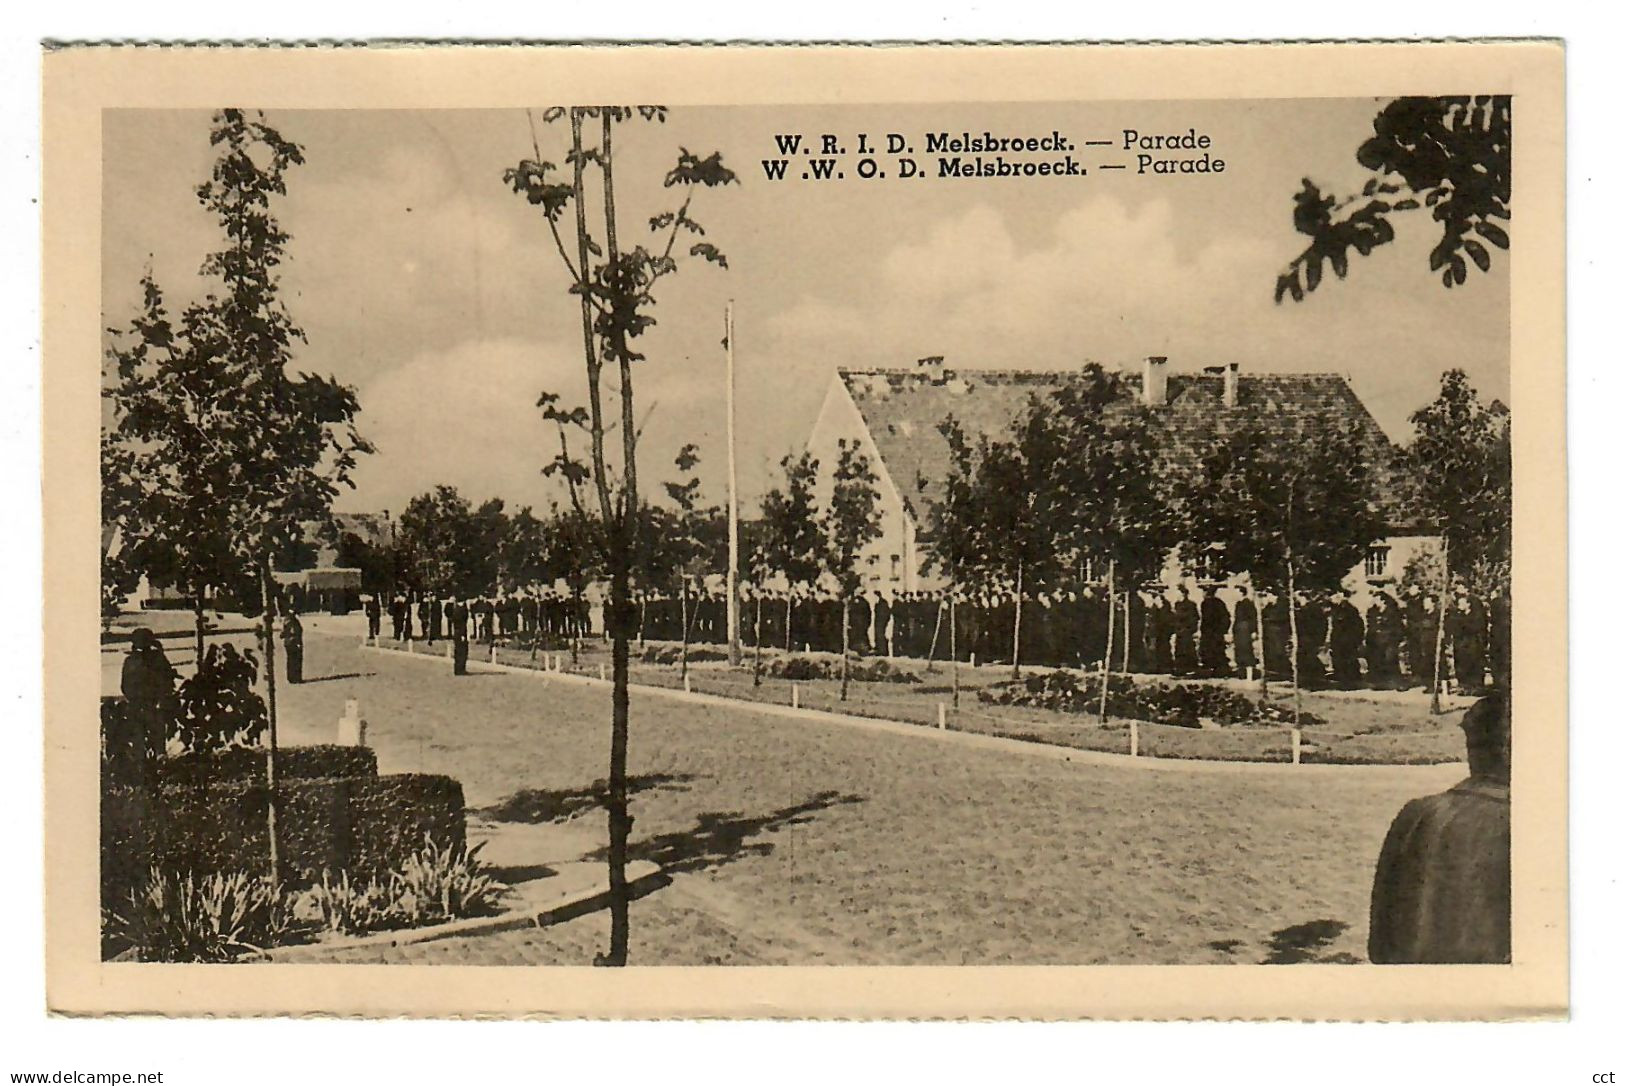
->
361, 578, 1509, 694
363, 591, 591, 646
644, 581, 1511, 694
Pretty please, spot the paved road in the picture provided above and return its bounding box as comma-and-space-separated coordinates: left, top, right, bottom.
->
153, 626, 1463, 966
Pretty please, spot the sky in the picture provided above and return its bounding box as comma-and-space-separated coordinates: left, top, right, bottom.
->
102, 100, 1511, 518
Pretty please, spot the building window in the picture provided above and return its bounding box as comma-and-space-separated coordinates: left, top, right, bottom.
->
1365, 545, 1391, 579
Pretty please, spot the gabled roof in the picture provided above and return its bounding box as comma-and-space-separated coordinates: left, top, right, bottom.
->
836, 366, 1423, 534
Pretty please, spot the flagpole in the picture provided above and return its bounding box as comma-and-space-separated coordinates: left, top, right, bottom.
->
725, 300, 742, 666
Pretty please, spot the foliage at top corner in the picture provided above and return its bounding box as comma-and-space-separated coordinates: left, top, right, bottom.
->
1275, 96, 1510, 302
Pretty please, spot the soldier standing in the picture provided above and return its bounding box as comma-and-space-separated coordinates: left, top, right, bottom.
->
364, 593, 381, 640
1198, 584, 1230, 676
451, 598, 470, 675
1172, 585, 1200, 675
280, 610, 304, 684
1329, 588, 1365, 688
1261, 589, 1291, 679
1231, 585, 1259, 680
1296, 590, 1328, 688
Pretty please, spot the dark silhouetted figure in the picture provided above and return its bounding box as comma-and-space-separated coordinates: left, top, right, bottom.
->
280, 611, 304, 684
1328, 589, 1364, 688
1198, 585, 1230, 675
1172, 586, 1199, 675
1369, 691, 1510, 964
120, 628, 177, 764
1231, 586, 1259, 678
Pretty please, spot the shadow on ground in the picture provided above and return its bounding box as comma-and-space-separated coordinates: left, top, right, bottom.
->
295, 671, 375, 685
1261, 919, 1361, 964
591, 790, 866, 877
475, 773, 702, 824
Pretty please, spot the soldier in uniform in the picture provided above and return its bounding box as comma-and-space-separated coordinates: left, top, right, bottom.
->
1328, 587, 1365, 688
1146, 590, 1173, 674
1172, 585, 1200, 675
1198, 584, 1230, 676
1369, 691, 1510, 963
450, 597, 470, 675
1296, 590, 1328, 688
364, 593, 381, 640
416, 595, 431, 644
1449, 587, 1489, 696
120, 628, 178, 767
1488, 585, 1512, 690
1261, 589, 1291, 679
1365, 590, 1402, 689
390, 591, 406, 641
872, 589, 893, 657
280, 610, 304, 684
1231, 585, 1259, 680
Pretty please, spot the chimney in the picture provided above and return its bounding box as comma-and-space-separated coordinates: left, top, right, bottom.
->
1142, 356, 1168, 407
1223, 362, 1239, 408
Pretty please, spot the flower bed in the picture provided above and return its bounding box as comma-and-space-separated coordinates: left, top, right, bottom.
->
980, 670, 1327, 729
767, 654, 920, 684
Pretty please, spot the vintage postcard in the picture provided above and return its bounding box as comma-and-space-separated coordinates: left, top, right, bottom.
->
43, 41, 1566, 1019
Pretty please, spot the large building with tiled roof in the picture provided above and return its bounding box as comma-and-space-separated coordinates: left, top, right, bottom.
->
805, 357, 1434, 595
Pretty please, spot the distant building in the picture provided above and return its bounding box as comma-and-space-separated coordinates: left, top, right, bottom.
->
804, 357, 1434, 596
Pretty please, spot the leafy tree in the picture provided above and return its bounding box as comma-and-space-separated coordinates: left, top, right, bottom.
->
660, 444, 724, 680
1045, 366, 1176, 718
758, 450, 824, 660
942, 404, 1065, 679
923, 416, 985, 702
102, 275, 248, 659
109, 111, 370, 887
819, 440, 883, 701
1407, 369, 1513, 708
1181, 414, 1383, 723
500, 506, 554, 594
334, 529, 395, 595
1276, 96, 1510, 302
506, 105, 735, 965
398, 486, 500, 597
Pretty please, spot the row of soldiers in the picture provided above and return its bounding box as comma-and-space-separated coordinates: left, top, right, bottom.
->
364, 591, 591, 647
647, 582, 1510, 694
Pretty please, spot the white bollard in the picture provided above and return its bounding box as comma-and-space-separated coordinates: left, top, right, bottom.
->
337, 698, 368, 747
599, 663, 607, 681
683, 673, 691, 694
445, 643, 452, 659
407, 639, 414, 654
1129, 720, 1140, 758
488, 644, 497, 664
792, 683, 800, 709
1291, 728, 1302, 765
936, 703, 946, 730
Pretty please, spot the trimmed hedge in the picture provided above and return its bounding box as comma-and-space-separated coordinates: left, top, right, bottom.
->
157, 745, 379, 787
102, 773, 465, 910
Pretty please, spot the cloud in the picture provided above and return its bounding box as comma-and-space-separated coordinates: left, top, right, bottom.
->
340, 336, 588, 515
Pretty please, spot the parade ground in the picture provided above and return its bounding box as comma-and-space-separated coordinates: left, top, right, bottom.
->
109, 618, 1466, 966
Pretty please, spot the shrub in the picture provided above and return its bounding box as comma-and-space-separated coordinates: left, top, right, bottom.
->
640, 644, 730, 665
304, 837, 506, 936
394, 836, 507, 926
767, 655, 920, 684
980, 670, 1327, 729
174, 643, 268, 754
306, 869, 406, 936
102, 772, 466, 909
157, 744, 378, 787
104, 866, 303, 962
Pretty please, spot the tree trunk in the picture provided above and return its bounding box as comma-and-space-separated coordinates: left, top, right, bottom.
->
752, 594, 764, 686
257, 559, 281, 888
1255, 595, 1269, 702
1430, 538, 1451, 715
949, 595, 960, 709
840, 596, 851, 701
1011, 564, 1024, 680
784, 596, 793, 653
1098, 559, 1116, 724
679, 584, 690, 682
192, 588, 207, 665
1287, 557, 1302, 728
925, 597, 944, 673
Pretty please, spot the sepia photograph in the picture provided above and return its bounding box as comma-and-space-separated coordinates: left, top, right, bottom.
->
40, 42, 1567, 1019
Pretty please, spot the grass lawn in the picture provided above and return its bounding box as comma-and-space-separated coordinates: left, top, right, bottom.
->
253, 629, 1463, 966
472, 638, 1469, 766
